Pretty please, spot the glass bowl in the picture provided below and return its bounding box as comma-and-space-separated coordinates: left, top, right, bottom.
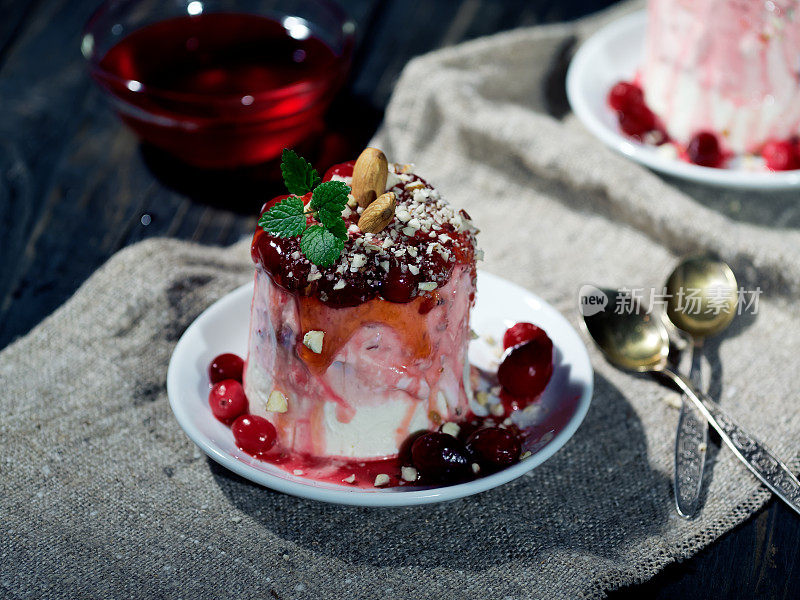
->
82, 0, 355, 168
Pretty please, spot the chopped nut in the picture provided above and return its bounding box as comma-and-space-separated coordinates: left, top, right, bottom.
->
343, 474, 356, 484
374, 473, 390, 487
401, 466, 418, 482
303, 330, 324, 354
418, 282, 438, 292
441, 422, 461, 438
350, 253, 368, 269
346, 194, 358, 208
266, 390, 288, 413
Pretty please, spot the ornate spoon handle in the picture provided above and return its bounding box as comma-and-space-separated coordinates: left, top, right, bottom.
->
674, 345, 709, 518
666, 370, 800, 515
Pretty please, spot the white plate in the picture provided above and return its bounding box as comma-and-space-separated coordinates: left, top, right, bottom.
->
167, 271, 593, 506
566, 10, 800, 190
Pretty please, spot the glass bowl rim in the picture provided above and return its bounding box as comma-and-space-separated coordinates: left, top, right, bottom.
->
82, 0, 357, 107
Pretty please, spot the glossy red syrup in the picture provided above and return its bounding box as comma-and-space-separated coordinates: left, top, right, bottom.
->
250, 162, 476, 309
96, 13, 347, 167
205, 321, 557, 488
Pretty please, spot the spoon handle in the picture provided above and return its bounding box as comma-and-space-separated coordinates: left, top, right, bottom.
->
667, 370, 800, 516
674, 346, 710, 518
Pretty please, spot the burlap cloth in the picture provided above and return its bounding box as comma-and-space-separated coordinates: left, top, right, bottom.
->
3, 1, 800, 598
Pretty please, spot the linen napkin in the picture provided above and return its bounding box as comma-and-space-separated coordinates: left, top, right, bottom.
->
3, 1, 800, 598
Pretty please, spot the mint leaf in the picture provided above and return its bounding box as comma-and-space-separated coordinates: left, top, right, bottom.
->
258, 196, 306, 238
301, 225, 345, 267
310, 180, 349, 240
281, 149, 321, 196
310, 180, 349, 213
325, 218, 349, 241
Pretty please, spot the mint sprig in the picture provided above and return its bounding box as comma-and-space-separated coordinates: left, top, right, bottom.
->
280, 149, 321, 196
259, 150, 351, 266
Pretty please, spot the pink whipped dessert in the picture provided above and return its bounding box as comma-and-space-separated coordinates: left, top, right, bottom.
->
244, 156, 478, 464
641, 0, 800, 155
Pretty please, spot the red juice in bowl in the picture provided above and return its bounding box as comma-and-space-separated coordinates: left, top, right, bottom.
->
93, 12, 350, 167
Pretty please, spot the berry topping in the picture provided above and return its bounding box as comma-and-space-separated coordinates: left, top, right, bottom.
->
208, 353, 244, 384
380, 264, 418, 302
762, 139, 800, 171
466, 427, 522, 471
410, 432, 470, 481
618, 103, 657, 137
231, 415, 277, 455
208, 380, 248, 423
687, 132, 724, 168
252, 160, 477, 308
607, 81, 644, 111
497, 333, 554, 398
502, 322, 547, 350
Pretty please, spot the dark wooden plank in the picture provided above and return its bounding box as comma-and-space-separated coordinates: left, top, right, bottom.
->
0, 0, 41, 66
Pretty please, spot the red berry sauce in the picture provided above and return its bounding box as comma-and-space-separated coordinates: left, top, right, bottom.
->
251, 161, 478, 308
205, 319, 556, 488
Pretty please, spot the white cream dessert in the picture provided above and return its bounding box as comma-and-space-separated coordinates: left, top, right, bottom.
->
641, 0, 800, 155
245, 150, 478, 460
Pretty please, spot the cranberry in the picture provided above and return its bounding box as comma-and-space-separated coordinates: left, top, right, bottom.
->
618, 102, 657, 137
466, 427, 521, 472
232, 414, 277, 455
497, 335, 553, 398
208, 353, 244, 384
762, 139, 799, 171
398, 430, 428, 464
411, 432, 470, 481
503, 322, 547, 350
380, 265, 417, 302
208, 379, 247, 423
687, 132, 724, 167
608, 81, 644, 111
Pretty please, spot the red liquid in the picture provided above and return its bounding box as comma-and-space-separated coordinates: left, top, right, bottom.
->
95, 13, 348, 167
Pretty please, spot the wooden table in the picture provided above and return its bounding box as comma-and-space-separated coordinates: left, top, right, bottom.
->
1, 0, 797, 596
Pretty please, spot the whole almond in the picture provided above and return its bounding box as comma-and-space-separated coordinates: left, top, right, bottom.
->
352, 147, 388, 208
358, 192, 396, 234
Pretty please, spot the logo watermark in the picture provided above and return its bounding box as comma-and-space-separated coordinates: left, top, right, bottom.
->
578, 285, 761, 316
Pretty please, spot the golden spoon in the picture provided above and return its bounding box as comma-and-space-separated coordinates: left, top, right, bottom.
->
664, 255, 738, 518
581, 288, 800, 516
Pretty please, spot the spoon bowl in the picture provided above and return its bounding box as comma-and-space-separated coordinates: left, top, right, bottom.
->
580, 288, 669, 372
664, 255, 738, 340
